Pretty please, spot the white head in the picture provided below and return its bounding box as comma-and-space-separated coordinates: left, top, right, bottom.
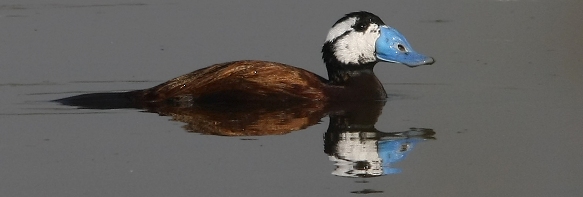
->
322, 11, 434, 68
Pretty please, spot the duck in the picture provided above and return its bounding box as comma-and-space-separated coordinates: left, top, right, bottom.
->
56, 11, 434, 107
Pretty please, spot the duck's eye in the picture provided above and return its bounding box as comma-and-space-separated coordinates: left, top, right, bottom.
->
353, 22, 367, 32
397, 44, 406, 52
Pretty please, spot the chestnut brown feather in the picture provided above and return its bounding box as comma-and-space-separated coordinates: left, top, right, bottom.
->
135, 60, 334, 103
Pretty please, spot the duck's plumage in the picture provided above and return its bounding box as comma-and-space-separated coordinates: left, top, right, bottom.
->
135, 60, 331, 102
56, 11, 434, 106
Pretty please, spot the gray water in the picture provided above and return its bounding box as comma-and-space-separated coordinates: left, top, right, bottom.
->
2, 0, 582, 196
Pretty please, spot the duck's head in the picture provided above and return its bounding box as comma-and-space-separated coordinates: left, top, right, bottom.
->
322, 11, 434, 69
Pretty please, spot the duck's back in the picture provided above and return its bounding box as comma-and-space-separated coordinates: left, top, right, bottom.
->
135, 60, 331, 103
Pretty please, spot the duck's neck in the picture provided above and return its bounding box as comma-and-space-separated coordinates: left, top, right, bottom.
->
325, 62, 388, 100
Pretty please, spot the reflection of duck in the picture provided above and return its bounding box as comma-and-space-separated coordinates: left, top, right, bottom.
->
151, 101, 327, 136
55, 11, 433, 107
324, 101, 435, 177
326, 130, 434, 177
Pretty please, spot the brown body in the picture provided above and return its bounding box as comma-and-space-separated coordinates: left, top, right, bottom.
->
132, 60, 387, 103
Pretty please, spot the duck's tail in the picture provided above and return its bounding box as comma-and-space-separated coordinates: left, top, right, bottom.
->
53, 91, 142, 109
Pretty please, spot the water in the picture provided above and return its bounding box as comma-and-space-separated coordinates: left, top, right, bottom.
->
1, 0, 582, 196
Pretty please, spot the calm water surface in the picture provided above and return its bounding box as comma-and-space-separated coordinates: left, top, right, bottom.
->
1, 0, 582, 196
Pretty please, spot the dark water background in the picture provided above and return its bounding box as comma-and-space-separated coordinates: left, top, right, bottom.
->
1, 0, 582, 196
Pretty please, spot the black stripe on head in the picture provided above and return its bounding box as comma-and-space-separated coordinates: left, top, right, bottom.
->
334, 11, 386, 32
